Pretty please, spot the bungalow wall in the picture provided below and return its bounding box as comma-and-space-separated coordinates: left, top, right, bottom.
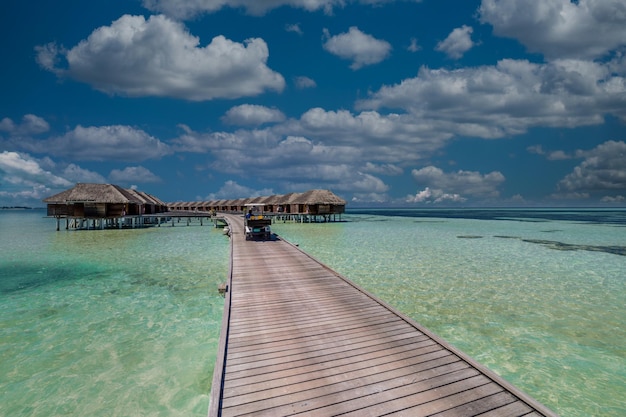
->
107, 203, 126, 217
83, 203, 105, 217
47, 204, 69, 217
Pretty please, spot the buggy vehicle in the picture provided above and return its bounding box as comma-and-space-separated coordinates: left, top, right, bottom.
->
244, 216, 272, 240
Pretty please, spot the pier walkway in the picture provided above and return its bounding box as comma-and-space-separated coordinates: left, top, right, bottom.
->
209, 214, 557, 416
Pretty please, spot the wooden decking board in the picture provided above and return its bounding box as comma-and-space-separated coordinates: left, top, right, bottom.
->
224, 338, 442, 397
224, 337, 445, 380
229, 290, 365, 312
226, 336, 437, 376
225, 314, 404, 348
228, 361, 472, 416
222, 356, 480, 415
228, 303, 391, 332
471, 400, 534, 416
226, 321, 417, 356
332, 377, 496, 417
226, 331, 429, 363
227, 311, 401, 341
431, 391, 520, 417
222, 336, 446, 388
224, 347, 454, 388
208, 214, 558, 416
223, 365, 484, 416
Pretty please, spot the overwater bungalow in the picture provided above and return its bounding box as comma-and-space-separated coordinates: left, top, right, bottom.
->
43, 183, 167, 230
171, 189, 346, 222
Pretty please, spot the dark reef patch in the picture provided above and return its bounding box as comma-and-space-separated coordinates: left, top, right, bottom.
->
521, 239, 626, 256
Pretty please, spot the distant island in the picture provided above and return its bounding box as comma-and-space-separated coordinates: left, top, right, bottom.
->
1, 206, 35, 210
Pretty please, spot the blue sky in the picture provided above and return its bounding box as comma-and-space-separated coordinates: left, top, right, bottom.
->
1, 0, 625, 207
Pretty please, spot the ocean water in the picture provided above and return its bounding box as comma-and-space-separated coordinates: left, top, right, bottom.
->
1, 209, 624, 416
271, 209, 626, 417
0, 210, 229, 416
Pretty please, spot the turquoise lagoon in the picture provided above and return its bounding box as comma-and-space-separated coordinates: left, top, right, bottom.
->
1, 209, 625, 416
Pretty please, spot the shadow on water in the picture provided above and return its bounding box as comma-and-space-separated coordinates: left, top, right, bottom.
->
0, 263, 102, 294
491, 236, 626, 256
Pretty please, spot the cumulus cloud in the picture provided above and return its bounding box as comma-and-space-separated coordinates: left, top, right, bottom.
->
0, 115, 50, 135
23, 125, 172, 162
406, 187, 466, 204
0, 116, 171, 163
204, 180, 274, 200
109, 166, 162, 183
63, 163, 107, 183
601, 195, 625, 203
285, 23, 303, 35
557, 140, 626, 194
407, 37, 421, 52
357, 58, 626, 137
479, 0, 626, 60
0, 151, 72, 188
222, 104, 286, 126
435, 25, 475, 59
173, 107, 452, 184
172, 122, 398, 193
142, 0, 421, 19
411, 165, 505, 198
362, 162, 403, 176
295, 107, 450, 152
0, 151, 74, 205
527, 145, 573, 160
323, 27, 392, 70
294, 76, 317, 89
36, 14, 285, 101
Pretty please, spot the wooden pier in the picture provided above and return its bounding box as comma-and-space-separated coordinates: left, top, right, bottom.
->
209, 214, 557, 416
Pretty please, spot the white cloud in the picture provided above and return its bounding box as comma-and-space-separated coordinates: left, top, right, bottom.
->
352, 172, 389, 193
0, 151, 72, 188
25, 125, 172, 162
142, 0, 422, 19
435, 25, 475, 59
285, 23, 303, 35
109, 166, 162, 183
204, 180, 274, 200
405, 187, 466, 204
362, 162, 403, 175
36, 14, 285, 101
173, 108, 451, 183
323, 27, 392, 70
295, 107, 450, 152
527, 144, 573, 160
407, 37, 421, 52
294, 76, 317, 89
601, 195, 625, 203
557, 140, 626, 194
0, 152, 74, 206
222, 104, 286, 126
0, 116, 172, 164
479, 0, 626, 60
411, 165, 505, 198
63, 164, 107, 183
0, 114, 50, 135
357, 59, 626, 137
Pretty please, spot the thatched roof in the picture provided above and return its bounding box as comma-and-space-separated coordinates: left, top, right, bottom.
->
275, 192, 301, 204
43, 183, 144, 204
262, 194, 284, 204
162, 189, 346, 209
292, 189, 346, 205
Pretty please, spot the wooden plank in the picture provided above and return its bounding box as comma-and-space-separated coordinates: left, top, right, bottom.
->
208, 214, 558, 417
